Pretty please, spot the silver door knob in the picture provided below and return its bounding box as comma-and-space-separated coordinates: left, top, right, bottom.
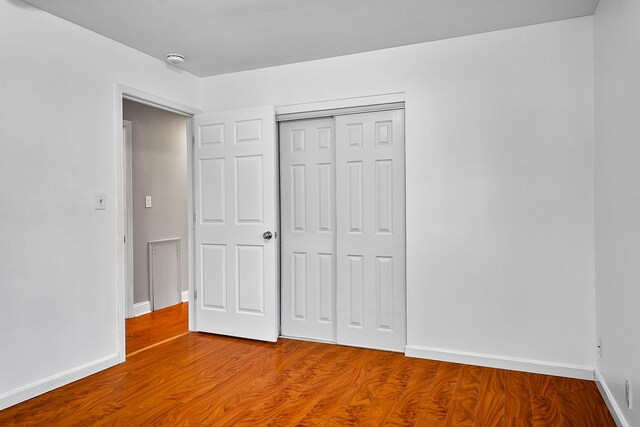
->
262, 231, 273, 240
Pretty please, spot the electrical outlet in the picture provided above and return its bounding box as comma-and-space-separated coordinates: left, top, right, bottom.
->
626, 379, 632, 409
597, 338, 602, 357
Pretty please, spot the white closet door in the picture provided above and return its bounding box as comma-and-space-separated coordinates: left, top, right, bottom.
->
194, 106, 279, 342
335, 110, 405, 352
280, 118, 336, 342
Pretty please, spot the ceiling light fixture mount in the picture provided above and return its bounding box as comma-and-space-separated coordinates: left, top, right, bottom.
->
166, 54, 185, 65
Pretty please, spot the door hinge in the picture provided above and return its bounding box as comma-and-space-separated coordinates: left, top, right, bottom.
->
193, 212, 196, 224
194, 290, 197, 300
192, 135, 195, 145
124, 235, 126, 244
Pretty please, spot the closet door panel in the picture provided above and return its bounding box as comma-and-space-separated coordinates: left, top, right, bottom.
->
335, 110, 405, 352
280, 118, 336, 342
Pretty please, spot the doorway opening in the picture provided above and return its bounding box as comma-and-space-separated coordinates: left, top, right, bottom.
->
123, 99, 190, 355
116, 87, 199, 361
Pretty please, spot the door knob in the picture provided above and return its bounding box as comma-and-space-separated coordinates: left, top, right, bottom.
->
262, 231, 273, 240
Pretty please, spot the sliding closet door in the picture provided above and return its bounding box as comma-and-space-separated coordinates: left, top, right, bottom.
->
280, 118, 336, 342
335, 110, 405, 352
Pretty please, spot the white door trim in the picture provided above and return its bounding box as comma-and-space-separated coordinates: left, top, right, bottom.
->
275, 92, 405, 119
276, 101, 405, 122
115, 83, 201, 362
122, 120, 134, 319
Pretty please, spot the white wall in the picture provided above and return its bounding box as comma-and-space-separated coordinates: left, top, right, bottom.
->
123, 100, 189, 304
594, 0, 640, 425
0, 0, 598, 410
199, 17, 596, 371
0, 0, 199, 406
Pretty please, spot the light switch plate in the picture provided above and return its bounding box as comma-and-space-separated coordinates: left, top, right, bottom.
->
145, 195, 152, 208
95, 192, 106, 210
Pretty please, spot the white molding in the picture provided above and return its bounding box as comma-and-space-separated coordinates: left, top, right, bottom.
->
123, 120, 134, 319
181, 290, 189, 302
275, 92, 405, 116
119, 85, 202, 117
276, 101, 404, 122
0, 353, 119, 411
133, 301, 151, 317
595, 369, 629, 427
185, 116, 196, 332
405, 345, 595, 380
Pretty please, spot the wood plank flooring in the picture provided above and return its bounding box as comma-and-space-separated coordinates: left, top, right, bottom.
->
125, 302, 189, 355
0, 306, 616, 426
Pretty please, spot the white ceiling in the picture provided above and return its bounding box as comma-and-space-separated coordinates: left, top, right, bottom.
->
21, 0, 599, 77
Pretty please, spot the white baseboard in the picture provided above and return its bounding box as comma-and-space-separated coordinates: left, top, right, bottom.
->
595, 369, 629, 427
181, 290, 188, 303
0, 353, 120, 411
405, 345, 595, 380
133, 300, 151, 317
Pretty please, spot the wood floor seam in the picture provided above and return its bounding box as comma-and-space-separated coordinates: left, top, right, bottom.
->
125, 331, 190, 357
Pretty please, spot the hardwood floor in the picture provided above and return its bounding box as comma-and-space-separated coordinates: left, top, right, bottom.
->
125, 302, 189, 355
0, 307, 615, 426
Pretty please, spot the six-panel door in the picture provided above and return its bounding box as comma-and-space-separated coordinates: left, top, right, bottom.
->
336, 110, 406, 352
280, 118, 336, 342
194, 106, 278, 342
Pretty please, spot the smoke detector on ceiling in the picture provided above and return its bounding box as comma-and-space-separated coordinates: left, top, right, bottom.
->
166, 54, 185, 65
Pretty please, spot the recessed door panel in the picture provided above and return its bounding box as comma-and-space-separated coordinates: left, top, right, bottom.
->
375, 121, 393, 147
200, 123, 225, 146
202, 244, 226, 310
236, 245, 264, 313
200, 158, 226, 223
375, 160, 393, 234
348, 255, 364, 328
347, 124, 363, 148
318, 253, 333, 322
235, 155, 263, 224
292, 252, 307, 319
376, 256, 393, 330
235, 119, 262, 144
292, 129, 305, 152
348, 161, 363, 233
317, 163, 332, 233
280, 118, 335, 342
292, 165, 306, 232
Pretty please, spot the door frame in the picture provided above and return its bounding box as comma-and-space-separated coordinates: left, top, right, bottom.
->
274, 92, 407, 347
115, 84, 201, 362
122, 119, 134, 318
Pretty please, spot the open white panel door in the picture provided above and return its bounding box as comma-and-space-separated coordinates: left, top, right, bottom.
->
194, 106, 278, 342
